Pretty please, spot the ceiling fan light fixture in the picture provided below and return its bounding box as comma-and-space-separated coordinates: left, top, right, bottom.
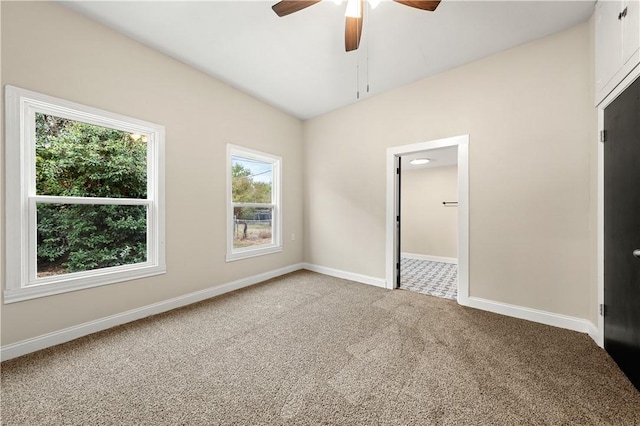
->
272, 0, 442, 51
345, 0, 362, 17
410, 158, 431, 165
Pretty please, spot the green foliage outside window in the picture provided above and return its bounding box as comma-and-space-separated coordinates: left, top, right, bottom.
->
35, 114, 148, 276
231, 161, 272, 220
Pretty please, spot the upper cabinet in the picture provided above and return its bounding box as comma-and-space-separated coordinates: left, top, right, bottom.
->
595, 0, 640, 105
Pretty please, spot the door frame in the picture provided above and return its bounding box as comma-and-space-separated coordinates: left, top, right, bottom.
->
385, 135, 470, 303
597, 65, 640, 348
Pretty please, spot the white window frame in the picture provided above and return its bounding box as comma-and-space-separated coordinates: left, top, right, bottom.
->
4, 85, 166, 303
226, 144, 282, 262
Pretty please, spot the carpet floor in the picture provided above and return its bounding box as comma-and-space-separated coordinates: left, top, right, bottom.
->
2, 270, 639, 425
401, 258, 457, 300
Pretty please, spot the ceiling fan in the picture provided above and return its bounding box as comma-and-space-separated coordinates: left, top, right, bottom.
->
272, 0, 441, 52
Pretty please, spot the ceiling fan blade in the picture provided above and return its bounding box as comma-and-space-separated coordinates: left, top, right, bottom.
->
345, 2, 364, 52
272, 0, 321, 17
393, 0, 441, 11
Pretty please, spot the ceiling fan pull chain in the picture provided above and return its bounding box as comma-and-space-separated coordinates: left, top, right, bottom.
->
366, 52, 370, 94
356, 61, 360, 99
366, 0, 370, 94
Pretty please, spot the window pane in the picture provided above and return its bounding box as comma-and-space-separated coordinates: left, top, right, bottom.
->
231, 155, 272, 203
35, 113, 147, 198
233, 207, 273, 249
36, 203, 147, 278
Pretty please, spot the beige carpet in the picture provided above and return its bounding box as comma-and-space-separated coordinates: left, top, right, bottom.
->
2, 270, 639, 425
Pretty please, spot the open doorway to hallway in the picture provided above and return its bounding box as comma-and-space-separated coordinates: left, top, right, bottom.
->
399, 146, 458, 300
386, 134, 469, 304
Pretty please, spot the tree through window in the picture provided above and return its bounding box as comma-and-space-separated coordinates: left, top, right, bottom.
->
35, 114, 148, 277
227, 146, 281, 261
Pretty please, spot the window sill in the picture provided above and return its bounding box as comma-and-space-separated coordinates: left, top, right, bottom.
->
226, 245, 283, 262
3, 264, 166, 304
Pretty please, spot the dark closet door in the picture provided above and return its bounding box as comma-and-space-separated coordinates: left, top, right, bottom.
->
604, 75, 640, 392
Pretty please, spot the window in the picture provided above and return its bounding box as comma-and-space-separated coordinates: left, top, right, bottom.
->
4, 86, 165, 303
227, 145, 281, 261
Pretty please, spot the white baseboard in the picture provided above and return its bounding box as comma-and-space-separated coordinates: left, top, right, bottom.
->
302, 263, 387, 289
586, 321, 600, 346
401, 252, 458, 264
1, 263, 305, 362
301, 264, 599, 340
458, 296, 596, 335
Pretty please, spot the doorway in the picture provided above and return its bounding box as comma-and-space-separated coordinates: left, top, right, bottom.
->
399, 146, 459, 299
386, 135, 469, 304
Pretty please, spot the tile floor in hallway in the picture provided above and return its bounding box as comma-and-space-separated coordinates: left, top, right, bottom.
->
400, 258, 457, 300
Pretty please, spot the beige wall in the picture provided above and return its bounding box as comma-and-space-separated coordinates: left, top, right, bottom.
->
0, 2, 304, 345
401, 166, 458, 259
304, 23, 595, 320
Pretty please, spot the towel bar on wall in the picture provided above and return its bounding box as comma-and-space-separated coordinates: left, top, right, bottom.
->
442, 201, 458, 206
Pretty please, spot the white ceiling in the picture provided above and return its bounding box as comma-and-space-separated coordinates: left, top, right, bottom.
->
61, 0, 595, 120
